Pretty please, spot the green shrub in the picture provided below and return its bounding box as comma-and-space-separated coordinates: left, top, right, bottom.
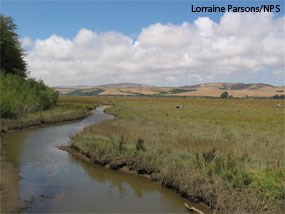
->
272, 95, 285, 99
0, 73, 58, 118
220, 91, 229, 99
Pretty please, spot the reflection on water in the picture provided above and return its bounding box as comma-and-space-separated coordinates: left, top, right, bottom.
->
2, 107, 192, 213
1, 130, 31, 167
73, 156, 187, 212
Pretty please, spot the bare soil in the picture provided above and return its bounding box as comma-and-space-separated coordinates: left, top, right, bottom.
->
0, 159, 20, 213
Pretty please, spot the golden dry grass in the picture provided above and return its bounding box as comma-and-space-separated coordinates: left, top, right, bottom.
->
176, 86, 285, 97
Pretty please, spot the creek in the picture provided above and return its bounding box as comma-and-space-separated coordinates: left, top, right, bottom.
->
1, 107, 200, 212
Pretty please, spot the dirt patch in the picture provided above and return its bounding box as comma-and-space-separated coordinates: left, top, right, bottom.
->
0, 159, 20, 213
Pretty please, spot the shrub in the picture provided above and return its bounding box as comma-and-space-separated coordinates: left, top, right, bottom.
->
220, 91, 229, 99
0, 73, 58, 118
272, 95, 285, 99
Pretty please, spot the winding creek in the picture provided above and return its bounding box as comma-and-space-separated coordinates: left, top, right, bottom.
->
2, 107, 204, 213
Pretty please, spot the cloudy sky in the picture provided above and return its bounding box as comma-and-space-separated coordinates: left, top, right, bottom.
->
2, 0, 285, 86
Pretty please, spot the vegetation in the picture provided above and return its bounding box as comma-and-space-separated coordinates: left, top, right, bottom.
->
65, 88, 104, 96
62, 96, 285, 213
0, 73, 58, 118
272, 94, 285, 99
156, 88, 196, 95
0, 100, 96, 133
0, 14, 59, 118
220, 91, 229, 99
0, 15, 27, 78
169, 88, 196, 94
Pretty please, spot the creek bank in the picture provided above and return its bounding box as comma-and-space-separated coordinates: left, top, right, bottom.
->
58, 145, 152, 179
0, 160, 21, 213
58, 145, 211, 213
63, 135, 284, 213
0, 107, 92, 134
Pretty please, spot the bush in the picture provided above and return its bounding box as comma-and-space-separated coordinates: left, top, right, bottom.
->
220, 91, 229, 99
272, 95, 285, 99
0, 73, 58, 118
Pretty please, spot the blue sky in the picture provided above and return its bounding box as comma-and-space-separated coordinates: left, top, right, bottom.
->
3, 0, 284, 39
1, 0, 284, 86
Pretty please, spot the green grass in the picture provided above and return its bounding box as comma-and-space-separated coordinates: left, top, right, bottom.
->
0, 100, 96, 132
61, 96, 284, 213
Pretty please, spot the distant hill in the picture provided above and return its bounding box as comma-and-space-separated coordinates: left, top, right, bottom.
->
97, 83, 152, 88
54, 82, 284, 98
229, 83, 273, 90
181, 83, 274, 90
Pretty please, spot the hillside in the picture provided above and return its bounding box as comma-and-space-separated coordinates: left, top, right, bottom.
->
54, 82, 284, 98
97, 83, 152, 88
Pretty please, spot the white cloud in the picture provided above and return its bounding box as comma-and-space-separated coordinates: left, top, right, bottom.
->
25, 12, 285, 86
194, 17, 217, 36
20, 37, 33, 50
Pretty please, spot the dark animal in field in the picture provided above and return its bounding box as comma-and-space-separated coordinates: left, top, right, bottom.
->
276, 103, 283, 108
176, 105, 184, 109
202, 148, 216, 166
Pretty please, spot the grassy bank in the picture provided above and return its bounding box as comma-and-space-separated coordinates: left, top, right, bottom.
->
0, 102, 95, 133
66, 96, 284, 213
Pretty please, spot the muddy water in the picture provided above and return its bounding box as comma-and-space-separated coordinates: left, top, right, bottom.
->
2, 107, 203, 213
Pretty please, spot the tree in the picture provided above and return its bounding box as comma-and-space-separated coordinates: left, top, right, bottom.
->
220, 91, 229, 99
0, 14, 27, 78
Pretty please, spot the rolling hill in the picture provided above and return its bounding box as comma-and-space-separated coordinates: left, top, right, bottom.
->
54, 82, 284, 98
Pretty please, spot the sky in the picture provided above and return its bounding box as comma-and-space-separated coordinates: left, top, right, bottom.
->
1, 0, 285, 86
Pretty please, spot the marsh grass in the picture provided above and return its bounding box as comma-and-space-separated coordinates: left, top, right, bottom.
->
0, 100, 95, 132
66, 96, 284, 212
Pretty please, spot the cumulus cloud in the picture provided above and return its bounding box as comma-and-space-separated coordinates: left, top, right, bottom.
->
25, 12, 285, 86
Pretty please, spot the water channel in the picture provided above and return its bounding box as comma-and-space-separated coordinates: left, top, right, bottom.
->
2, 107, 201, 213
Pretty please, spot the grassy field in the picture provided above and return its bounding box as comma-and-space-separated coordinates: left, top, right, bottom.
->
61, 96, 285, 213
